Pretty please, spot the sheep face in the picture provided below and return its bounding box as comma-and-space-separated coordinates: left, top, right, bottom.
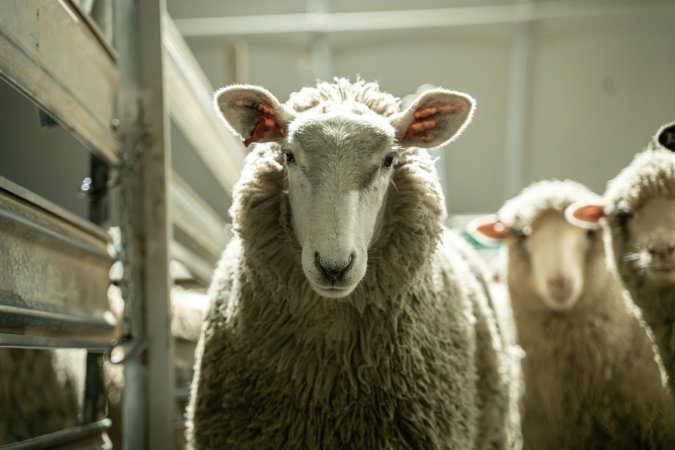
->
283, 112, 395, 298
513, 213, 594, 311
214, 84, 474, 298
625, 197, 675, 285
470, 209, 598, 312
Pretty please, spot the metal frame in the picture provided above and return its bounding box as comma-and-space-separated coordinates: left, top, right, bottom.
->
1, 0, 240, 448
0, 0, 119, 165
164, 14, 245, 194
175, 1, 675, 37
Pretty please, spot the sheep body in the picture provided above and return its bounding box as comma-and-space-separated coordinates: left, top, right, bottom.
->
603, 123, 675, 391
500, 180, 675, 449
187, 80, 520, 448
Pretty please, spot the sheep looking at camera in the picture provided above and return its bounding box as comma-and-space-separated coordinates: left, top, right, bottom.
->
186, 79, 521, 449
567, 122, 675, 395
470, 179, 675, 450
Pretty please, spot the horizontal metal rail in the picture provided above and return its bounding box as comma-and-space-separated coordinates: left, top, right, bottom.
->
0, 0, 120, 165
0, 177, 109, 242
0, 303, 115, 335
0, 177, 113, 344
163, 14, 245, 195
0, 419, 111, 450
176, 0, 675, 37
0, 333, 113, 352
170, 173, 230, 283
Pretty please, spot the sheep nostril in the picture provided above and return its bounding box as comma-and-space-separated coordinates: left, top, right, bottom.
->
547, 277, 572, 301
315, 252, 355, 282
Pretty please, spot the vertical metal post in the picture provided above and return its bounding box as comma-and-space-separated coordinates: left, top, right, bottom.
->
114, 1, 175, 449
503, 0, 533, 198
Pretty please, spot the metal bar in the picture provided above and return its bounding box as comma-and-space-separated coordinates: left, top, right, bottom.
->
163, 14, 245, 194
116, 0, 175, 448
171, 173, 230, 262
0, 333, 112, 352
65, 0, 117, 62
0, 179, 112, 336
0, 176, 109, 242
0, 419, 111, 450
0, 0, 119, 165
0, 207, 109, 262
0, 304, 115, 335
175, 0, 675, 37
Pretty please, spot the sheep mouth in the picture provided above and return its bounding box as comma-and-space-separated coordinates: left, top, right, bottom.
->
311, 282, 357, 299
645, 264, 675, 283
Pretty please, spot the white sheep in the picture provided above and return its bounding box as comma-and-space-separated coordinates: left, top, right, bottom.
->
470, 179, 675, 449
566, 121, 675, 395
186, 78, 521, 449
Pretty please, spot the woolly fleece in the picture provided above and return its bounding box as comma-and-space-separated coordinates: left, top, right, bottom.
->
501, 180, 675, 449
0, 349, 81, 444
187, 81, 520, 450
604, 123, 675, 396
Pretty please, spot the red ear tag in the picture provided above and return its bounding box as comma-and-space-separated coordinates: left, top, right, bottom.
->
243, 104, 286, 147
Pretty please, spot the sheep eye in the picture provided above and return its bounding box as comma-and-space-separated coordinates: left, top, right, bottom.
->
512, 228, 528, 241
383, 155, 394, 168
285, 152, 296, 164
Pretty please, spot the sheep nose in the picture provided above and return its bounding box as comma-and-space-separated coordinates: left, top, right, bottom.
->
547, 277, 572, 302
315, 252, 355, 282
648, 243, 675, 259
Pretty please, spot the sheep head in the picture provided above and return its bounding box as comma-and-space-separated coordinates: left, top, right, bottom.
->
567, 122, 675, 287
214, 83, 474, 298
468, 180, 604, 312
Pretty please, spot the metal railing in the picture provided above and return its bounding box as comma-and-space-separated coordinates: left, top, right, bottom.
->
0, 0, 241, 447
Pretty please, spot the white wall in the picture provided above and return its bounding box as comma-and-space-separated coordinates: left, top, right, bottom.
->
170, 0, 675, 217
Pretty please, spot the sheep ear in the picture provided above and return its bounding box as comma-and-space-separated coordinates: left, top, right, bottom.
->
467, 215, 510, 245
565, 200, 606, 229
391, 89, 475, 148
656, 122, 675, 152
214, 85, 295, 147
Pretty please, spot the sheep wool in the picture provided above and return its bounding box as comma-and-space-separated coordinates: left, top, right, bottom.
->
604, 122, 675, 393
501, 180, 675, 449
0, 349, 81, 444
187, 80, 521, 450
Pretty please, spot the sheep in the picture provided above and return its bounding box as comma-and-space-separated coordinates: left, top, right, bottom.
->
186, 78, 521, 450
0, 348, 84, 444
566, 121, 675, 395
469, 179, 675, 450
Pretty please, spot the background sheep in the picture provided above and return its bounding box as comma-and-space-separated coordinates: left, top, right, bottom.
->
567, 122, 675, 395
187, 79, 520, 449
0, 348, 84, 444
470, 179, 675, 449
105, 284, 208, 449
